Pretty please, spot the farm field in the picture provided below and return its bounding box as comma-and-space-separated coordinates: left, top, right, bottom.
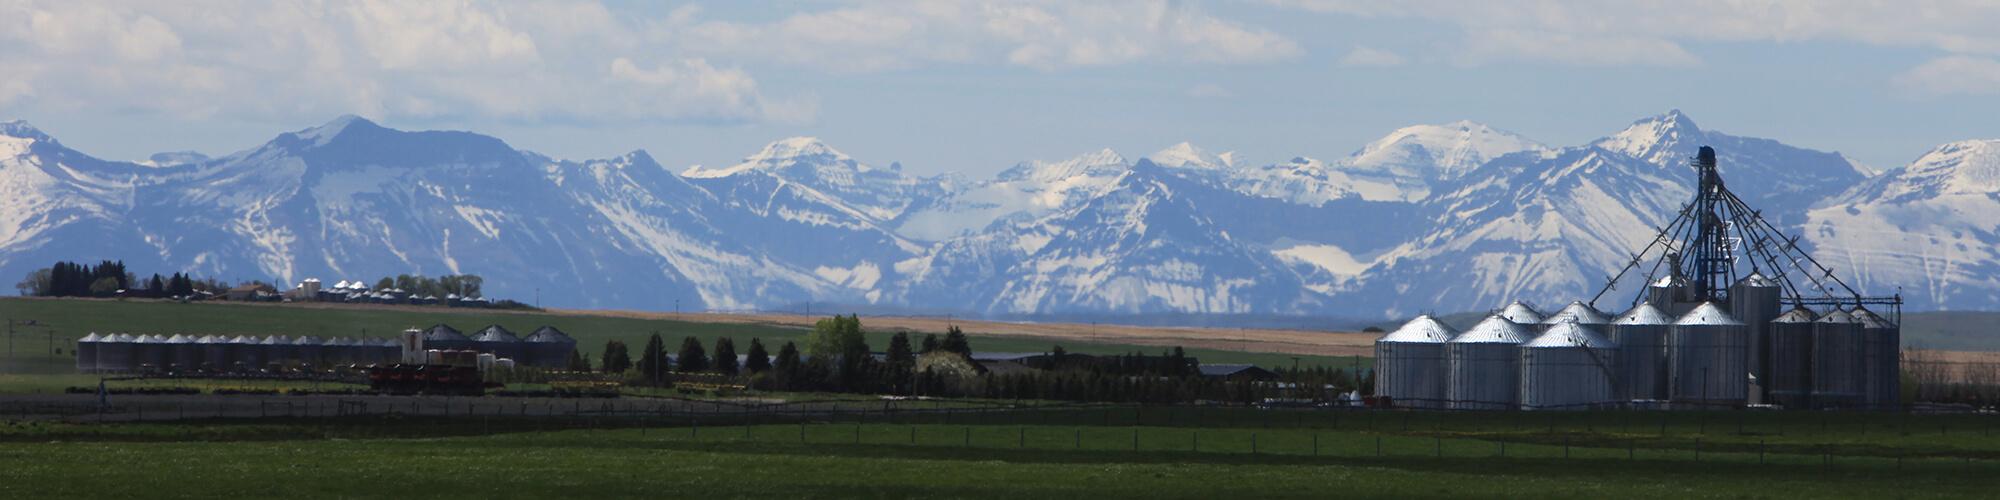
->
0, 298, 1363, 377
1, 408, 1997, 498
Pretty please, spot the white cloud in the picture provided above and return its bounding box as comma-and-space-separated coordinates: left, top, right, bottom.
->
1185, 83, 1234, 98
1339, 46, 1405, 67
1895, 56, 2000, 96
0, 0, 804, 124
1270, 0, 2000, 66
660, 1, 1301, 72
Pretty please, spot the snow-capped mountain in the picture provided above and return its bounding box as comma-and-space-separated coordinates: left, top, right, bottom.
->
0, 111, 1989, 318
1804, 140, 2000, 308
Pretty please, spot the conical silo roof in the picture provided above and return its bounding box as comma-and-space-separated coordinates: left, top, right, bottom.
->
260, 335, 288, 345
424, 323, 469, 341
133, 334, 158, 345
525, 326, 574, 343
472, 325, 520, 342
1773, 306, 1816, 323
1673, 301, 1743, 326
78, 332, 103, 343
1851, 307, 1895, 328
1613, 303, 1673, 325
1542, 301, 1611, 326
1379, 315, 1458, 343
1817, 308, 1857, 324
292, 335, 321, 345
1524, 321, 1616, 348
228, 335, 254, 344
1735, 272, 1779, 288
1497, 301, 1543, 325
165, 334, 190, 344
1450, 315, 1531, 344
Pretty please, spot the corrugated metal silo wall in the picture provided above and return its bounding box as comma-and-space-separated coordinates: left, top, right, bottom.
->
1811, 319, 1864, 409
140, 340, 169, 370
1767, 319, 1816, 409
243, 341, 270, 369
98, 340, 131, 372
1519, 346, 1616, 410
1729, 285, 1780, 400
76, 341, 97, 373
1862, 321, 1901, 409
1376, 341, 1447, 408
1669, 323, 1748, 404
173, 343, 201, 369
1609, 323, 1668, 400
1447, 343, 1518, 410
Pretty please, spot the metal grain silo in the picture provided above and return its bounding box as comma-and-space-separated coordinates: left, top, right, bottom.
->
1609, 303, 1672, 401
1668, 302, 1748, 406
524, 326, 577, 368
166, 334, 199, 371
1518, 321, 1618, 410
472, 325, 523, 360
375, 337, 402, 364
1497, 301, 1543, 326
1729, 273, 1781, 402
133, 334, 166, 372
226, 335, 256, 371
1852, 307, 1901, 410
1446, 315, 1531, 410
257, 335, 289, 366
317, 337, 347, 364
1373, 315, 1457, 409
1766, 307, 1816, 409
1811, 309, 1864, 409
424, 324, 473, 351
1646, 273, 1690, 315
292, 335, 323, 365
1540, 301, 1610, 333
75, 333, 101, 373
97, 333, 134, 373
197, 335, 225, 371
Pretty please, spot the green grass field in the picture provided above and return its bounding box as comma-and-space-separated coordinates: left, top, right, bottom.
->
0, 298, 1360, 377
2, 408, 1997, 498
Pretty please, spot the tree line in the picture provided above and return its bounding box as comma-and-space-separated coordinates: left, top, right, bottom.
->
16, 260, 222, 298
566, 314, 1366, 405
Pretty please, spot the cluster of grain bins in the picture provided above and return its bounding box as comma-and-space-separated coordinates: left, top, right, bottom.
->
75, 333, 401, 373
1373, 280, 1902, 410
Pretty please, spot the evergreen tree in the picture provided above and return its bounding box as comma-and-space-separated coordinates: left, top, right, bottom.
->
712, 337, 739, 376
774, 341, 802, 388
744, 338, 772, 374
635, 333, 669, 386
601, 340, 632, 374
886, 333, 915, 393
567, 350, 592, 372
676, 336, 709, 373
920, 333, 939, 353
941, 326, 972, 359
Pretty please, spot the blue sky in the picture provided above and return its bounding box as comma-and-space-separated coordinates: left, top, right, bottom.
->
3, 1, 1998, 177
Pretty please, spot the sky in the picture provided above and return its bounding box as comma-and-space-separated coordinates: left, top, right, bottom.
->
2, 0, 1998, 178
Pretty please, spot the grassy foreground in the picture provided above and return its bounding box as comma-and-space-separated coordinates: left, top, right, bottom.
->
0, 415, 1995, 499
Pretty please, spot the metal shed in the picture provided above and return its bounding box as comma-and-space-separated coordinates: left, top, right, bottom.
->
1609, 303, 1672, 401
1446, 315, 1531, 410
1518, 321, 1617, 410
1374, 315, 1457, 409
1668, 301, 1748, 406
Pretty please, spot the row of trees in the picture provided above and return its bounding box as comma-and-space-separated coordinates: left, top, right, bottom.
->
562, 314, 1366, 405
17, 261, 224, 298
368, 274, 483, 298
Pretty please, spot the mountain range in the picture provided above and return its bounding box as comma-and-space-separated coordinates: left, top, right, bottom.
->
0, 111, 1989, 320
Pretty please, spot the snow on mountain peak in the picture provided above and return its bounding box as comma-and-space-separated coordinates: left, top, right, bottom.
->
683, 136, 865, 179
293, 115, 381, 147
1146, 141, 1233, 170
0, 120, 53, 143
1596, 109, 1704, 164
1868, 139, 2000, 200
1345, 120, 1546, 180
998, 148, 1129, 182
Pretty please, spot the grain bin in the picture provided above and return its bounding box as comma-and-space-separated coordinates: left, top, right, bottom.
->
1668, 302, 1748, 406
197, 335, 226, 371
472, 325, 523, 361
1646, 273, 1689, 315
226, 335, 256, 371
1766, 307, 1816, 409
1446, 315, 1531, 410
98, 333, 134, 373
1609, 303, 1672, 401
1518, 321, 1618, 410
132, 334, 166, 372
423, 324, 474, 351
75, 333, 101, 373
1540, 301, 1610, 332
1373, 315, 1457, 409
321, 337, 352, 364
166, 334, 199, 371
523, 326, 577, 368
1497, 301, 1543, 326
263, 335, 294, 363
292, 335, 325, 365
1811, 309, 1864, 409
1852, 307, 1901, 410
1729, 273, 1781, 402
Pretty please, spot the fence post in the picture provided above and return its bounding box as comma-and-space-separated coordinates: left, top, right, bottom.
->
1436, 435, 1442, 458
1564, 435, 1570, 459
1759, 438, 1765, 464
963, 427, 970, 447
1376, 435, 1382, 457
1695, 437, 1701, 461
1019, 427, 1025, 448
1252, 433, 1258, 454
1313, 433, 1319, 456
